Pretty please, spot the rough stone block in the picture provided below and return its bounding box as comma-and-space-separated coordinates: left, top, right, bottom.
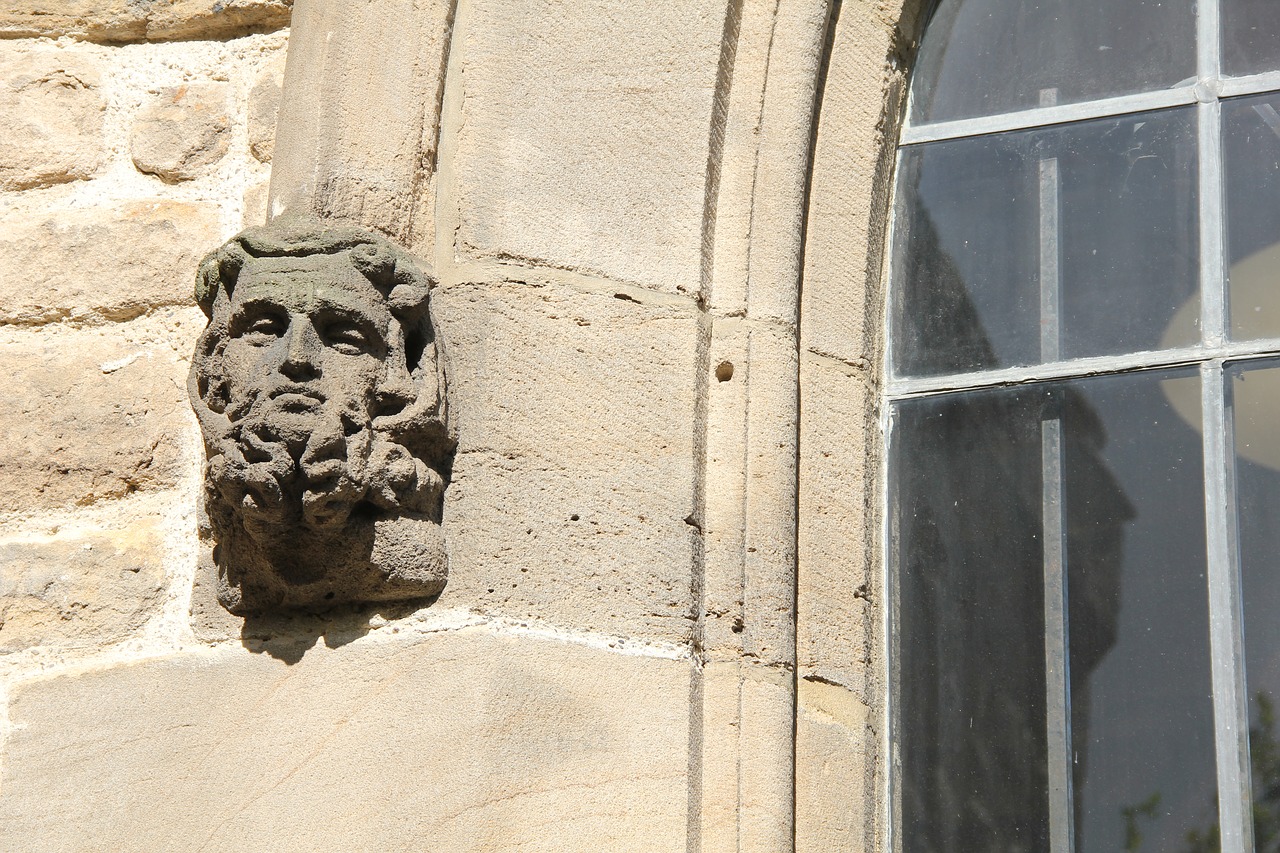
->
0, 628, 691, 853
0, 315, 197, 513
0, 519, 167, 652
0, 201, 220, 325
451, 0, 726, 294
0, 1, 292, 43
0, 47, 104, 191
131, 83, 231, 182
431, 280, 699, 643
246, 52, 284, 162
146, 0, 293, 41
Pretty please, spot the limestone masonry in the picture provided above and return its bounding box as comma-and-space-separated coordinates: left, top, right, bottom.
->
0, 1, 918, 850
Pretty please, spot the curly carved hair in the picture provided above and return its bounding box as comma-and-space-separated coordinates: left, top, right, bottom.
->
194, 216, 433, 326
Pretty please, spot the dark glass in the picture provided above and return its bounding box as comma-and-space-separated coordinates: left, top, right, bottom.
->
910, 0, 1195, 125
1230, 363, 1280, 848
894, 370, 1218, 852
1223, 0, 1280, 78
892, 108, 1199, 378
1224, 93, 1280, 342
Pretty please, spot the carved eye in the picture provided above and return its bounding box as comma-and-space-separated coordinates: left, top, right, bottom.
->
235, 312, 285, 346
323, 320, 375, 356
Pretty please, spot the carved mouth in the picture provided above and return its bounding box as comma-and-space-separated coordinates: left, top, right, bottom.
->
269, 385, 325, 413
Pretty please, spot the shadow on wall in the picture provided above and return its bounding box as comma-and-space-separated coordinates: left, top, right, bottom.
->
235, 597, 439, 664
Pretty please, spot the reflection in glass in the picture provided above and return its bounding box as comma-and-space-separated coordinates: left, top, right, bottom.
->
1224, 93, 1280, 342
909, 0, 1194, 125
894, 370, 1218, 852
892, 108, 1199, 378
1231, 363, 1280, 847
1223, 0, 1280, 78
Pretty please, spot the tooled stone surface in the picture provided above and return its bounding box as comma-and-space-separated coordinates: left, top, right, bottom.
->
189, 218, 454, 614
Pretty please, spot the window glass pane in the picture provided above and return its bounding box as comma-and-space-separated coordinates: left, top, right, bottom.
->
1224, 93, 1280, 342
892, 108, 1199, 378
909, 0, 1194, 125
894, 370, 1218, 851
1230, 362, 1280, 847
1223, 0, 1280, 78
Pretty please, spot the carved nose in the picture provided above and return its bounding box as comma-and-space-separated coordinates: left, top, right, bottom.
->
373, 355, 415, 417
280, 319, 321, 380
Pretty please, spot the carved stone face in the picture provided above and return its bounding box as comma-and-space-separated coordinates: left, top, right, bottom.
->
189, 221, 452, 614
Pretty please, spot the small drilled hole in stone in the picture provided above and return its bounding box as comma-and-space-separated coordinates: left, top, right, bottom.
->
570, 514, 580, 521
715, 361, 734, 382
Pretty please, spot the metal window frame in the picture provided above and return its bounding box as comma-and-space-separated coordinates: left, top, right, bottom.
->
883, 0, 1271, 849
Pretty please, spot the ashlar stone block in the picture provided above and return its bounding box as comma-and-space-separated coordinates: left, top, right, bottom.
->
0, 200, 220, 325
0, 628, 691, 853
797, 352, 877, 698
431, 280, 699, 643
795, 678, 877, 852
0, 47, 104, 191
450, 0, 727, 295
267, 0, 452, 242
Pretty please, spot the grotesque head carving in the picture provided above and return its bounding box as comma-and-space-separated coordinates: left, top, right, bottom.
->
189, 218, 453, 614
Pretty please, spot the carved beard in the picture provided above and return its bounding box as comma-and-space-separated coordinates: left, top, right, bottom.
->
207, 385, 374, 541
204, 379, 445, 547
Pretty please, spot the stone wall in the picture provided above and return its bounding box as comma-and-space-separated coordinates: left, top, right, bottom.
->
0, 1, 919, 850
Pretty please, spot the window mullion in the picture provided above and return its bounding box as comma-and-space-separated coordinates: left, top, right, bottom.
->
1037, 99, 1075, 852
1041, 412, 1074, 853
1202, 360, 1254, 853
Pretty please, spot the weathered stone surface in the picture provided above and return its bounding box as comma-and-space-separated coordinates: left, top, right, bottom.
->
0, 627, 691, 852
797, 352, 876, 697
0, 1, 292, 43
268, 0, 451, 243
0, 201, 220, 325
246, 52, 284, 162
702, 319, 799, 668
190, 221, 453, 614
0, 47, 104, 191
449, 0, 726, 294
0, 316, 195, 513
795, 678, 877, 852
242, 179, 270, 227
699, 661, 795, 852
799, 5, 898, 366
0, 520, 167, 652
131, 83, 231, 182
431, 280, 698, 642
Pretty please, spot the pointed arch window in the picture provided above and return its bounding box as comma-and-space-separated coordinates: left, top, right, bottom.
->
887, 1, 1280, 850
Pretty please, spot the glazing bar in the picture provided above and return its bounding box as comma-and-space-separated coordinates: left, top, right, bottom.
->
901, 86, 1197, 146
1220, 69, 1280, 98
1040, 155, 1061, 361
1042, 415, 1074, 853
1200, 98, 1227, 348
1202, 362, 1254, 853
1037, 91, 1073, 849
885, 337, 1280, 400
